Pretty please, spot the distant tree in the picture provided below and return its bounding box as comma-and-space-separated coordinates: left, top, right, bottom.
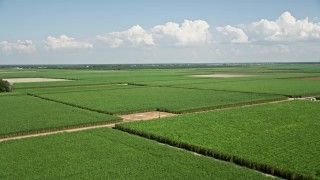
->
0, 79, 12, 92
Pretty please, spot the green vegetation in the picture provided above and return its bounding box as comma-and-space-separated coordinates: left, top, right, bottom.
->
173, 79, 320, 97
0, 69, 189, 89
0, 128, 271, 179
1, 64, 320, 179
31, 86, 285, 114
0, 79, 12, 92
116, 101, 320, 179
0, 95, 120, 138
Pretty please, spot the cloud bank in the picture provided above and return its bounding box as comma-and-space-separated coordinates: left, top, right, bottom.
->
216, 25, 248, 43
45, 35, 93, 49
0, 40, 36, 54
97, 20, 211, 47
97, 25, 154, 48
217, 12, 320, 43
152, 20, 211, 46
1, 11, 319, 63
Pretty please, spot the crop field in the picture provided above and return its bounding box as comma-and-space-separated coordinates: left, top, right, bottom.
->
171, 78, 320, 97
116, 100, 320, 179
2, 67, 319, 90
0, 95, 120, 138
0, 128, 271, 179
29, 86, 285, 114
1, 69, 191, 89
0, 63, 320, 179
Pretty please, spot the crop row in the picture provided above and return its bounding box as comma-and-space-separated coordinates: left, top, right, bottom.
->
30, 86, 286, 115
115, 100, 320, 179
0, 95, 120, 138
27, 93, 115, 115
115, 125, 306, 180
170, 79, 320, 97
0, 128, 271, 179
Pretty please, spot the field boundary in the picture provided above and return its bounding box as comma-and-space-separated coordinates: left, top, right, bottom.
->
114, 125, 311, 180
27, 93, 114, 115
27, 85, 288, 115
134, 82, 320, 98
0, 111, 177, 142
0, 120, 120, 141
0, 98, 311, 144
165, 97, 289, 114
139, 84, 291, 97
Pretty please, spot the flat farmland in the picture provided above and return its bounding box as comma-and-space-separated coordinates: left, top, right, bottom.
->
1, 64, 320, 179
171, 78, 320, 97
1, 69, 191, 89
0, 95, 120, 138
116, 101, 320, 179
0, 128, 271, 180
30, 86, 285, 114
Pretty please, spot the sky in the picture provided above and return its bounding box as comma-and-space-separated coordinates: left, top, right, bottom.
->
0, 0, 320, 64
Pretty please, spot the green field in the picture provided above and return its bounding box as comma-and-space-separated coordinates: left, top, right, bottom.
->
1, 64, 320, 179
1, 69, 189, 89
116, 101, 320, 179
0, 128, 271, 179
30, 86, 285, 114
0, 95, 120, 138
173, 78, 320, 97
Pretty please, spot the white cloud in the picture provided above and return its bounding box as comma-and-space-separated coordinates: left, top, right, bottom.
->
216, 25, 248, 43
126, 25, 154, 46
152, 20, 211, 46
0, 41, 13, 54
217, 12, 320, 43
248, 12, 320, 41
15, 40, 36, 53
45, 35, 93, 49
97, 25, 154, 48
0, 40, 36, 54
97, 20, 211, 47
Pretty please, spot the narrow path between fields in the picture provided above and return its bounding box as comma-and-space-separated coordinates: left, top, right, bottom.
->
1, 97, 316, 179
0, 124, 115, 142
1, 97, 317, 143
0, 111, 176, 142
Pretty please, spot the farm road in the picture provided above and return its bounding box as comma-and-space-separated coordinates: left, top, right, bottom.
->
1, 97, 317, 142
0, 111, 175, 142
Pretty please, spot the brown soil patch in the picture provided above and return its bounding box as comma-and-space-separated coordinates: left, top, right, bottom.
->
3, 78, 72, 84
192, 74, 255, 78
297, 77, 320, 81
120, 111, 177, 122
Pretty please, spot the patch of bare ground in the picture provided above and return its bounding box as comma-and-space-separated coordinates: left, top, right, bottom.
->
296, 77, 320, 81
119, 111, 177, 122
3, 78, 72, 84
192, 74, 256, 78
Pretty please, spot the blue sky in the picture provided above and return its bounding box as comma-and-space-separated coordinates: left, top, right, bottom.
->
0, 0, 319, 64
